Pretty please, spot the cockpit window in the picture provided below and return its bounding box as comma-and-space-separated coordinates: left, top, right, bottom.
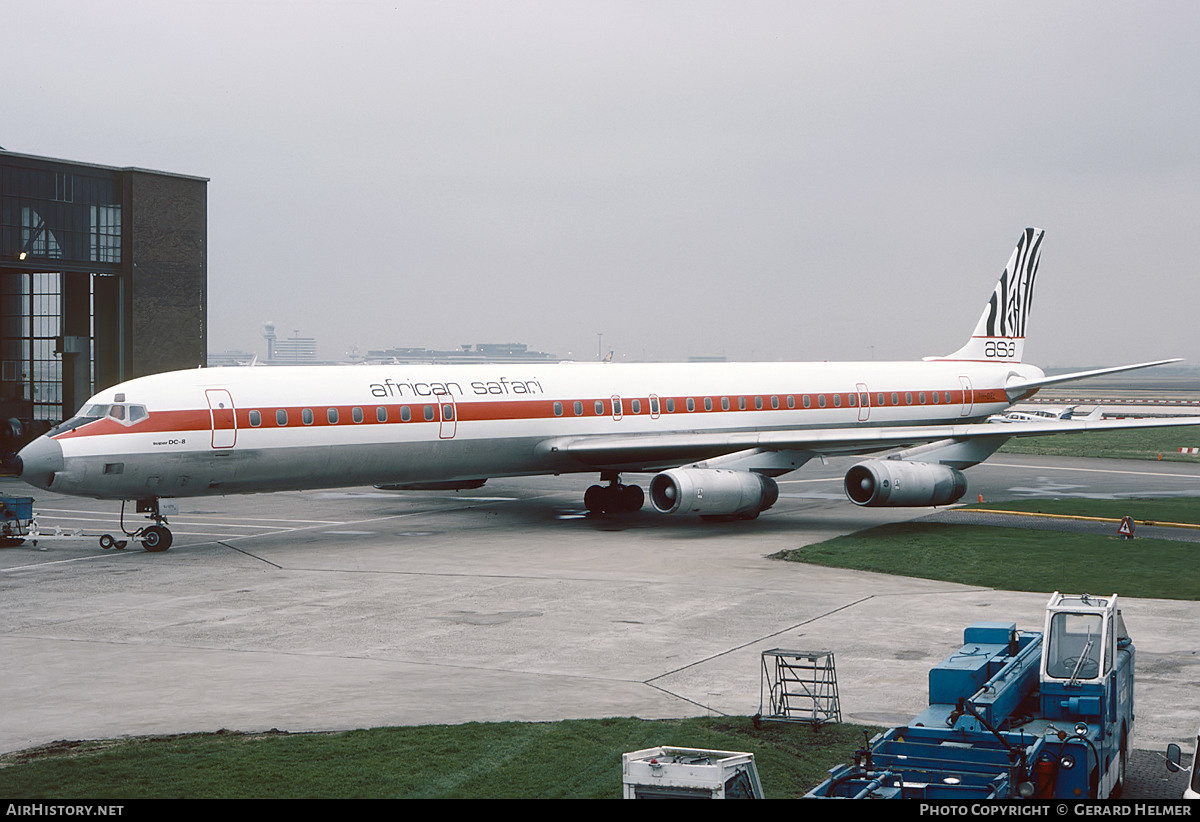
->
48, 402, 149, 436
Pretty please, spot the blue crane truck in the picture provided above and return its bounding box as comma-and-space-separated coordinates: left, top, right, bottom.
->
806, 592, 1134, 800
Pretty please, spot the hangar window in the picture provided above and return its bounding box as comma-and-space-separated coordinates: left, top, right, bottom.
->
276, 409, 288, 426
352, 407, 364, 423
327, 408, 339, 424
376, 406, 388, 423
249, 410, 262, 427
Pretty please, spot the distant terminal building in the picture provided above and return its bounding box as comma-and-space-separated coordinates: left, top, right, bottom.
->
0, 148, 207, 447
208, 336, 559, 368
364, 342, 558, 364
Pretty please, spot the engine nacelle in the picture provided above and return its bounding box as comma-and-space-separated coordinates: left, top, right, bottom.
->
843, 460, 967, 507
649, 468, 779, 517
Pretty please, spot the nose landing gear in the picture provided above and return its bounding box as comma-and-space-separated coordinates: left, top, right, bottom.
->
112, 498, 175, 552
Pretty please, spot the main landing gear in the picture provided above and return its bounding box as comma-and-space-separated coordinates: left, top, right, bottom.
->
108, 498, 174, 552
584, 472, 644, 515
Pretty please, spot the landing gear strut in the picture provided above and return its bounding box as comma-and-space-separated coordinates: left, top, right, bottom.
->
117, 498, 175, 552
584, 473, 644, 515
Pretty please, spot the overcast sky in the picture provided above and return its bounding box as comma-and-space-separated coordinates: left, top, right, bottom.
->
6, 1, 1200, 367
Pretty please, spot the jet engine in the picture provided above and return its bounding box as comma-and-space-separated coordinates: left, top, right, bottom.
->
649, 468, 779, 518
843, 460, 967, 507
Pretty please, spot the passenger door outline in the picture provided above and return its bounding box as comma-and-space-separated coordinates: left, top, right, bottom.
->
205, 389, 237, 449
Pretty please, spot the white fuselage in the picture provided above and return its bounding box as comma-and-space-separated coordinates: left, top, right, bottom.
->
26, 359, 1039, 501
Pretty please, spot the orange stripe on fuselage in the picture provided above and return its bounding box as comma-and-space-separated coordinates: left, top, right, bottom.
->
50, 385, 1005, 441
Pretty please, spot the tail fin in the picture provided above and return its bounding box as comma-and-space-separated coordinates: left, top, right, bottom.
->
933, 227, 1044, 363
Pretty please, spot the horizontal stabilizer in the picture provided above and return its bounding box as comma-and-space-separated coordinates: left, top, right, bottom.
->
1005, 359, 1183, 401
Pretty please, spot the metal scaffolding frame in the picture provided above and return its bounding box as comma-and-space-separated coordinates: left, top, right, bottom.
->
757, 648, 842, 726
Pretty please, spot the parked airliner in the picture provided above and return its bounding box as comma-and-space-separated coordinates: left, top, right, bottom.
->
15, 228, 1199, 550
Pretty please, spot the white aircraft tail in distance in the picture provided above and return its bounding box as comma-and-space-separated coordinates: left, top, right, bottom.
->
15, 228, 1199, 551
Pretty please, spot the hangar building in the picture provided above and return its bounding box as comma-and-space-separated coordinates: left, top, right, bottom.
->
0, 149, 207, 450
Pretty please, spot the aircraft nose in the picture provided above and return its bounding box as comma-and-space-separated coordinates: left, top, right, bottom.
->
17, 436, 63, 491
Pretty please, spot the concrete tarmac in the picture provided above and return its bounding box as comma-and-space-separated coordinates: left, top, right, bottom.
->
2, 454, 1198, 795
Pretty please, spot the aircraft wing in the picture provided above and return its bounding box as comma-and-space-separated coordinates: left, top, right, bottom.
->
538, 415, 1200, 471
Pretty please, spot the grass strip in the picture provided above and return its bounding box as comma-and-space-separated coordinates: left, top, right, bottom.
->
0, 717, 875, 799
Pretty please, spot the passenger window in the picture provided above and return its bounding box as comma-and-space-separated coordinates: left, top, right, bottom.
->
376, 406, 388, 423
666, 398, 675, 413
803, 395, 811, 408
595, 400, 604, 415
302, 408, 314, 425
554, 401, 563, 417
755, 396, 763, 410
631, 399, 641, 414
442, 404, 454, 421
328, 408, 339, 424
424, 405, 435, 421
574, 401, 583, 416
771, 396, 779, 409
704, 398, 713, 411
249, 410, 262, 427
649, 397, 659, 415
686, 398, 695, 412
276, 409, 288, 426
401, 406, 411, 422
721, 397, 730, 411
833, 394, 841, 407
818, 395, 827, 408
352, 407, 364, 423
787, 395, 795, 409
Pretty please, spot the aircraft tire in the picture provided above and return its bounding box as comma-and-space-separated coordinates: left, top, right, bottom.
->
584, 485, 607, 513
618, 484, 644, 513
142, 525, 173, 552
